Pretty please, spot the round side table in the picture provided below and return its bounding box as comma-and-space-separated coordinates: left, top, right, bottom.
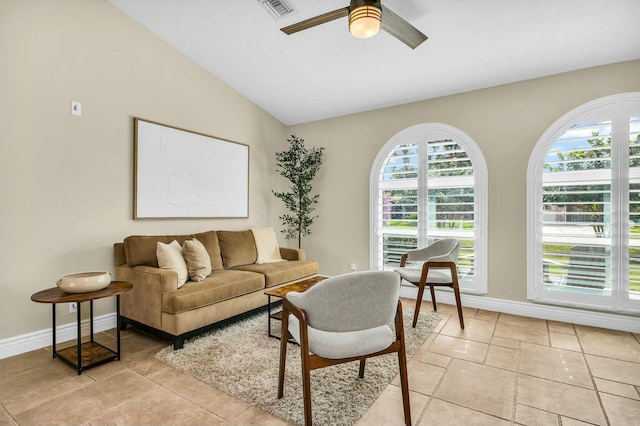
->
31, 281, 133, 375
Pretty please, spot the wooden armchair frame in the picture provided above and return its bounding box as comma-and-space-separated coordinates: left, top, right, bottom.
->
277, 298, 411, 426
399, 255, 465, 329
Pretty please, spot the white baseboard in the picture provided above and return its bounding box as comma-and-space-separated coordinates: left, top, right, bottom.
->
0, 313, 117, 360
399, 286, 640, 333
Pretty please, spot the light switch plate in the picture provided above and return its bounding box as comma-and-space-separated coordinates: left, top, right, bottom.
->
71, 101, 82, 116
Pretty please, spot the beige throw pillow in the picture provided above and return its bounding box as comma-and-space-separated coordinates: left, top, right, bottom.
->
182, 238, 212, 282
156, 240, 189, 288
251, 227, 286, 264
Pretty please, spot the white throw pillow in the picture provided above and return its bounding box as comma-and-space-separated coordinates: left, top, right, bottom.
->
182, 238, 212, 282
156, 240, 189, 288
251, 227, 286, 264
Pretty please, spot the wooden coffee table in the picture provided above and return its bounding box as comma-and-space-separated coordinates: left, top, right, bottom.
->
31, 281, 133, 374
264, 275, 327, 338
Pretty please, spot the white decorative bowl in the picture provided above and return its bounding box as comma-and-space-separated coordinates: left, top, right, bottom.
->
56, 271, 112, 293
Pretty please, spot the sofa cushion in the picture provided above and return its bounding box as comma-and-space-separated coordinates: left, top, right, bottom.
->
123, 231, 223, 270
162, 270, 265, 314
251, 227, 285, 264
182, 238, 212, 282
234, 260, 319, 287
193, 231, 223, 271
156, 241, 189, 288
217, 230, 257, 269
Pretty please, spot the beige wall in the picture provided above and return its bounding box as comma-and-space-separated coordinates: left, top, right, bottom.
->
0, 0, 287, 340
2, 0, 639, 343
290, 60, 640, 302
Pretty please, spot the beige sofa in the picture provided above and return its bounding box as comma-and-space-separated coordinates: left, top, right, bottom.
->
113, 229, 318, 349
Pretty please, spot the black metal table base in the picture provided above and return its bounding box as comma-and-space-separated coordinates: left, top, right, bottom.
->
51, 296, 122, 375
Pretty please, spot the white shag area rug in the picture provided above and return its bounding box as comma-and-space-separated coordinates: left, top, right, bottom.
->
156, 307, 440, 426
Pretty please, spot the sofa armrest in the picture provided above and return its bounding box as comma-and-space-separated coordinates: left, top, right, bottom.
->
114, 242, 126, 266
116, 265, 178, 330
280, 247, 305, 261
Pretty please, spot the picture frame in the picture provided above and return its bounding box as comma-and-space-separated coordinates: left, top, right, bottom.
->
133, 118, 249, 219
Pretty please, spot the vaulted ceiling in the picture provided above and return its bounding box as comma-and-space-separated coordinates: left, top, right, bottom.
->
108, 0, 640, 125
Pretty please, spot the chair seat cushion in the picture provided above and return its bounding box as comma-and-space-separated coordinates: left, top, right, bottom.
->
395, 267, 453, 284
288, 315, 394, 359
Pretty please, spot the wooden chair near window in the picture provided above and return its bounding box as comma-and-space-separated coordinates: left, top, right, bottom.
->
277, 271, 411, 426
395, 238, 465, 329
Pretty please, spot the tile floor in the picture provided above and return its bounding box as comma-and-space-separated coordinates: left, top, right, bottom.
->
1, 300, 639, 425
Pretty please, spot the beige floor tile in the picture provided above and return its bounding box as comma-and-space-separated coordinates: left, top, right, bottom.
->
356, 386, 428, 426
549, 331, 581, 352
517, 375, 605, 425
410, 333, 436, 362
439, 317, 496, 344
435, 359, 516, 420
594, 377, 640, 400
431, 317, 448, 334
560, 418, 596, 426
434, 302, 476, 317
429, 303, 476, 327
497, 313, 547, 330
0, 405, 17, 426
485, 345, 519, 371
426, 335, 488, 363
232, 405, 291, 426
547, 321, 576, 335
490, 336, 520, 349
418, 398, 510, 426
576, 327, 640, 363
203, 391, 253, 422
494, 322, 549, 345
176, 408, 227, 425
417, 350, 451, 368
13, 369, 157, 424
83, 356, 129, 381
405, 361, 445, 396
91, 386, 204, 425
514, 404, 560, 426
0, 348, 51, 378
162, 373, 233, 407
126, 352, 175, 377
600, 393, 640, 426
585, 354, 640, 386
519, 343, 593, 388
473, 309, 499, 322
0, 360, 95, 415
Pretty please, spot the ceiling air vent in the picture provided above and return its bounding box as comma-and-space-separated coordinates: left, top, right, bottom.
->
259, 0, 295, 20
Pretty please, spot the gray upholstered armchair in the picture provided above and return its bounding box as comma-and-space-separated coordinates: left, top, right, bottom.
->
395, 238, 465, 329
277, 270, 410, 426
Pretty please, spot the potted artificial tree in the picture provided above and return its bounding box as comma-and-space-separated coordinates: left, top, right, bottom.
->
273, 135, 325, 249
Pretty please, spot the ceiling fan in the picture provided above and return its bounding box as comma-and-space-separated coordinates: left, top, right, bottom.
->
280, 0, 428, 49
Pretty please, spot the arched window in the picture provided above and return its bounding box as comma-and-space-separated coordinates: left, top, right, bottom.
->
370, 123, 487, 294
527, 93, 640, 313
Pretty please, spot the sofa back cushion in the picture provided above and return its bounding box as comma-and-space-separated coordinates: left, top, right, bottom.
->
193, 231, 224, 271
217, 230, 257, 269
124, 231, 223, 271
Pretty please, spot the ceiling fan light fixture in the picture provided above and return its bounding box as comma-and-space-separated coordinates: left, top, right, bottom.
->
348, 3, 382, 39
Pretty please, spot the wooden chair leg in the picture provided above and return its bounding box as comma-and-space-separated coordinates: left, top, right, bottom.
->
298, 325, 313, 426
429, 285, 437, 311
358, 358, 366, 378
412, 282, 426, 328
301, 354, 313, 426
397, 313, 411, 425
452, 279, 465, 329
277, 309, 290, 398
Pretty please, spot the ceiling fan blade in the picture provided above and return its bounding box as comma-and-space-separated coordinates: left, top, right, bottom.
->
280, 7, 350, 35
381, 5, 428, 49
